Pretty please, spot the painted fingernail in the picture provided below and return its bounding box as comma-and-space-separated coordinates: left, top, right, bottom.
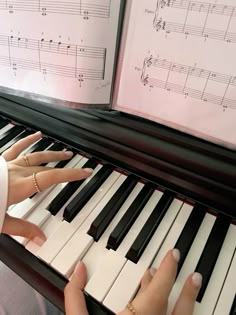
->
84, 168, 94, 173
150, 267, 157, 277
172, 249, 180, 263
64, 151, 73, 157
32, 236, 45, 246
192, 272, 202, 288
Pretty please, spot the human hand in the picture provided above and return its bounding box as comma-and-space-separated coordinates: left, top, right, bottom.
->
1, 131, 93, 243
117, 249, 202, 315
64, 250, 202, 315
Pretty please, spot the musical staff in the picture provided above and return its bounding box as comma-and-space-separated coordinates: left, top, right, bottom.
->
0, 0, 111, 19
0, 34, 106, 81
153, 0, 236, 44
141, 56, 236, 110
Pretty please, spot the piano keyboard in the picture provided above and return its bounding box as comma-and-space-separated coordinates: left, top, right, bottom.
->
1, 116, 235, 315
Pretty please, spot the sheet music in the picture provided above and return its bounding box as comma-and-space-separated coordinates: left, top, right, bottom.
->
116, 0, 236, 149
0, 0, 121, 105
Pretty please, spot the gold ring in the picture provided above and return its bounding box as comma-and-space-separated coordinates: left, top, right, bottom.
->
23, 154, 30, 167
32, 173, 41, 193
127, 302, 140, 315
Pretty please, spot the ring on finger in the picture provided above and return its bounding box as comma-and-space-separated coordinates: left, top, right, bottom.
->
126, 302, 140, 315
23, 154, 30, 167
32, 172, 41, 193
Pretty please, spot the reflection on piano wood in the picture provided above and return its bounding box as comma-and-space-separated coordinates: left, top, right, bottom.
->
154, 0, 236, 44
0, 96, 235, 315
141, 55, 236, 110
0, 0, 111, 19
0, 35, 106, 81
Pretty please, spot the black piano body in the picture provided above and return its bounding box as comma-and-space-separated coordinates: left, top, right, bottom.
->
0, 93, 235, 314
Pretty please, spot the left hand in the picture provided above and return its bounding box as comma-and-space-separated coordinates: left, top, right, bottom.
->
1, 131, 93, 244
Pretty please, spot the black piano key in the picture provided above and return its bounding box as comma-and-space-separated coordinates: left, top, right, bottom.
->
47, 158, 98, 215
0, 129, 33, 154
30, 137, 52, 153
230, 295, 236, 315
54, 150, 76, 169
40, 142, 64, 166
63, 164, 113, 222
174, 204, 206, 276
63, 164, 113, 221
195, 217, 230, 302
0, 125, 24, 148
0, 119, 9, 129
126, 191, 174, 263
87, 175, 138, 241
107, 182, 155, 251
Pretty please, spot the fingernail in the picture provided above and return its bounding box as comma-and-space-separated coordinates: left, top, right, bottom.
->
192, 272, 202, 288
35, 131, 42, 137
149, 267, 157, 277
74, 261, 81, 274
64, 151, 73, 157
84, 168, 94, 173
32, 236, 45, 246
172, 249, 180, 263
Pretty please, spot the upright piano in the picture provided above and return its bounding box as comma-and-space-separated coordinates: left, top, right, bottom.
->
0, 93, 235, 315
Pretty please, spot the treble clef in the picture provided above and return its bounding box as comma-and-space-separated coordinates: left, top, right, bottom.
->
153, 17, 165, 31
145, 56, 153, 68
141, 73, 149, 86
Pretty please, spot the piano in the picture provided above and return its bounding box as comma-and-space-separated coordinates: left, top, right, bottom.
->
0, 92, 235, 315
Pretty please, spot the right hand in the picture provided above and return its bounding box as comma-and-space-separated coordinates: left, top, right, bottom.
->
117, 249, 202, 315
64, 249, 202, 315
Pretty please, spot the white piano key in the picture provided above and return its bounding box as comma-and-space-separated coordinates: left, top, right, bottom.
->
0, 130, 25, 152
193, 224, 236, 315
0, 123, 14, 138
18, 137, 43, 156
15, 156, 90, 250
151, 203, 193, 269
83, 182, 144, 281
167, 213, 216, 314
12, 208, 51, 245
25, 214, 60, 254
37, 170, 121, 264
51, 174, 127, 278
103, 199, 184, 313
213, 248, 236, 315
86, 191, 175, 302
6, 141, 64, 214
8, 154, 84, 219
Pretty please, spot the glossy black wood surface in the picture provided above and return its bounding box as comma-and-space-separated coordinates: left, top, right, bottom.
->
0, 93, 235, 314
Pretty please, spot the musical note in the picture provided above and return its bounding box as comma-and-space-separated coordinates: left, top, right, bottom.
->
154, 0, 236, 44
141, 55, 236, 110
0, 0, 111, 19
0, 34, 106, 82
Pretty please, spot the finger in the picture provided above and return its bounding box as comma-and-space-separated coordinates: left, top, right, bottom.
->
25, 167, 93, 195
64, 261, 89, 315
2, 131, 42, 161
172, 273, 202, 315
139, 268, 156, 293
14, 150, 73, 167
149, 249, 180, 298
2, 213, 46, 245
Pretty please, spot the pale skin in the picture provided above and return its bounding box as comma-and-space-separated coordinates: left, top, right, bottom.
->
2, 132, 202, 315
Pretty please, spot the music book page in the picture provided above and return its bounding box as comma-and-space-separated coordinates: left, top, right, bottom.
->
115, 0, 236, 149
0, 0, 121, 106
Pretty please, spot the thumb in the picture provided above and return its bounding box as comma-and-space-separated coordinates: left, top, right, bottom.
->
64, 261, 89, 315
2, 213, 46, 245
